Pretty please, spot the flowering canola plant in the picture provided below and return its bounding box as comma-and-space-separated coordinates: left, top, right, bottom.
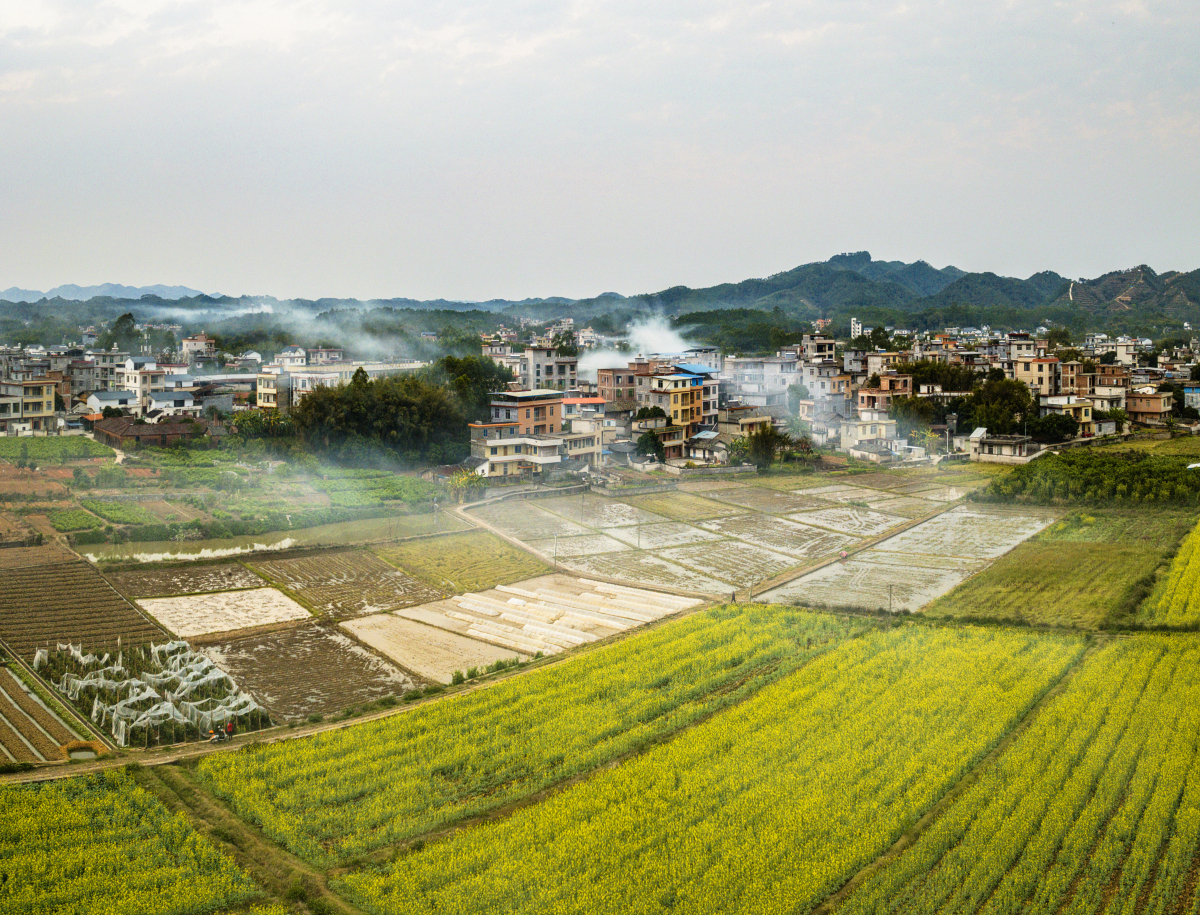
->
1143, 520, 1200, 625
337, 625, 1084, 915
0, 769, 259, 915
200, 604, 867, 864
839, 634, 1200, 915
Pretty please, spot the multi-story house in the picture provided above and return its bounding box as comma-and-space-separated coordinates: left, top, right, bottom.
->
1013, 357, 1061, 397
86, 347, 129, 392
0, 379, 57, 432
597, 367, 639, 404
857, 373, 913, 412
1127, 388, 1173, 426
721, 355, 798, 407
522, 346, 577, 391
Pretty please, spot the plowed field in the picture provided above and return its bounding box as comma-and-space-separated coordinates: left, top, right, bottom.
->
0, 561, 163, 660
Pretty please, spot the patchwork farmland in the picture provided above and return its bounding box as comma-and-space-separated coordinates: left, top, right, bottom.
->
251, 550, 443, 617
201, 624, 420, 720
464, 476, 993, 596
346, 573, 700, 679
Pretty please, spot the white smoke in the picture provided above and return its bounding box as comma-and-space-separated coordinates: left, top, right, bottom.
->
577, 315, 694, 379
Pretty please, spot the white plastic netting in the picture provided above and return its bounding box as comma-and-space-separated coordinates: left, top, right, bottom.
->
50, 640, 262, 746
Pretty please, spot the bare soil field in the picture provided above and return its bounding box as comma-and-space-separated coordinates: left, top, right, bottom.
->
374, 530, 549, 594
0, 666, 83, 762
342, 614, 530, 683
359, 573, 701, 673
0, 542, 76, 570
697, 514, 857, 559
138, 499, 207, 522
0, 561, 164, 660
538, 494, 668, 528
661, 540, 801, 589
105, 562, 266, 598
251, 551, 443, 618
790, 507, 907, 538
471, 502, 591, 540
137, 587, 311, 638
529, 534, 630, 558
676, 479, 742, 492
605, 522, 723, 550
202, 624, 419, 720
564, 551, 731, 596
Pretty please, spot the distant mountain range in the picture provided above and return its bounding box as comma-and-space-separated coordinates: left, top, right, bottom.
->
5, 254, 1199, 328
0, 284, 206, 303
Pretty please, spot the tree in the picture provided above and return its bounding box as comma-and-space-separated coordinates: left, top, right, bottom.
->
1099, 351, 1118, 366
96, 313, 142, 352
967, 377, 1035, 435
787, 383, 810, 414
635, 406, 668, 421
747, 426, 787, 472
636, 431, 665, 463
1029, 412, 1078, 444
447, 468, 486, 502
890, 396, 937, 438
101, 406, 124, 419
1046, 327, 1072, 348
866, 373, 881, 389
551, 331, 579, 357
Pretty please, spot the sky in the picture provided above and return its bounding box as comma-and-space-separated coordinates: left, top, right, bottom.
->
1, 0, 1197, 301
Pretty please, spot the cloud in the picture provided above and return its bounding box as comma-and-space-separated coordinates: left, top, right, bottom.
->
1, 1, 1198, 296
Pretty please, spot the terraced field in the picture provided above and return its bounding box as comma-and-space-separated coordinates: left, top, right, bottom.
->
0, 666, 83, 762
0, 561, 164, 660
252, 550, 443, 617
105, 561, 266, 598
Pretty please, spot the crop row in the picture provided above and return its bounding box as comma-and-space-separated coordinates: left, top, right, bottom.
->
0, 770, 260, 915
80, 499, 155, 525
837, 635, 1200, 915
337, 625, 1085, 915
1142, 519, 1200, 625
199, 605, 870, 863
46, 509, 102, 532
0, 437, 111, 461
0, 562, 163, 658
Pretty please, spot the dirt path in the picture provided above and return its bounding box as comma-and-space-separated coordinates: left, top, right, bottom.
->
132, 763, 366, 914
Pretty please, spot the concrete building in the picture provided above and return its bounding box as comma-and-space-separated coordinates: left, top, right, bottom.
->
1127, 387, 1173, 426
0, 379, 57, 432
721, 355, 798, 407
488, 389, 564, 435
969, 428, 1036, 464
1013, 357, 1061, 397
1040, 396, 1095, 435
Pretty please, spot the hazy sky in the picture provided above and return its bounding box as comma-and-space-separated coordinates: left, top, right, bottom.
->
1, 1, 1197, 300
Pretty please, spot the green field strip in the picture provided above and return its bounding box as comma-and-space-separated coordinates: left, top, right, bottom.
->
198, 606, 870, 864
336, 625, 1085, 915
835, 635, 1200, 915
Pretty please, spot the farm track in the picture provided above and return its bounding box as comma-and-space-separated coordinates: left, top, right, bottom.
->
132, 763, 367, 915
812, 636, 1104, 915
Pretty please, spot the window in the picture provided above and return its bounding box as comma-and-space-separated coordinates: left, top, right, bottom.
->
491, 447, 497, 455
526, 409, 531, 418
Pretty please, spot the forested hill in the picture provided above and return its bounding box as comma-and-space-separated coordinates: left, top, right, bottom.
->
6, 254, 1200, 342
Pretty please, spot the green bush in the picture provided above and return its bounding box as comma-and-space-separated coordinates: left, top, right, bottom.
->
80, 500, 155, 525
47, 509, 103, 532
